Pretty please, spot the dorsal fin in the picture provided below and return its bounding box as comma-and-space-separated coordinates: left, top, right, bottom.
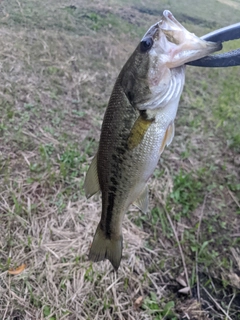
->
84, 155, 100, 198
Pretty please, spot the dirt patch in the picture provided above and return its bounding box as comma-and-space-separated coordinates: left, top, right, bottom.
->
177, 13, 217, 28
217, 0, 240, 9
134, 6, 217, 29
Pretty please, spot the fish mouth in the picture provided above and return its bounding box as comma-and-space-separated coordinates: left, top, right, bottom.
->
159, 10, 222, 67
161, 10, 185, 35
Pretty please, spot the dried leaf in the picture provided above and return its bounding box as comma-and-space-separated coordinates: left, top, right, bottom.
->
231, 247, 240, 269
8, 264, 26, 275
228, 272, 240, 289
178, 286, 190, 294
176, 274, 187, 287
134, 296, 143, 309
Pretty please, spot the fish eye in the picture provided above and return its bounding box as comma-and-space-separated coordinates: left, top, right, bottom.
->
140, 37, 154, 53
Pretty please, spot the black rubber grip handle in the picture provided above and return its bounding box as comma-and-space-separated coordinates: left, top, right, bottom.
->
186, 22, 240, 67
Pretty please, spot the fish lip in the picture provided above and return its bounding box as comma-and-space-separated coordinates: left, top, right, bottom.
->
161, 10, 184, 30
162, 10, 176, 24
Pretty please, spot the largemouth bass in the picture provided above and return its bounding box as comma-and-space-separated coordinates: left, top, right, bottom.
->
84, 10, 222, 270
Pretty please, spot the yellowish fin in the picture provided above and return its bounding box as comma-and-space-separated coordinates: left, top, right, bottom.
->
133, 185, 149, 214
128, 116, 153, 150
84, 155, 100, 199
159, 122, 175, 154
89, 224, 123, 270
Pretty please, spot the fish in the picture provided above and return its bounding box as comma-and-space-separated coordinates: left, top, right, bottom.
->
84, 10, 222, 270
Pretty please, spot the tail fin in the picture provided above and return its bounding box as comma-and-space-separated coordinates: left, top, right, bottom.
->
89, 224, 123, 270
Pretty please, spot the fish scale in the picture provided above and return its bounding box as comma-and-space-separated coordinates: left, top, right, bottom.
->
84, 10, 222, 270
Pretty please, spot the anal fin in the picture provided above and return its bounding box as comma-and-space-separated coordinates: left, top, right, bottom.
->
133, 185, 149, 214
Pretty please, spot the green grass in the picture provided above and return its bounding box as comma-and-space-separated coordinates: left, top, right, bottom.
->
168, 169, 204, 218
143, 294, 177, 320
214, 68, 240, 149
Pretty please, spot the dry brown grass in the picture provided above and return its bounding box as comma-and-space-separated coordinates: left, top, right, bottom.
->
0, 187, 154, 319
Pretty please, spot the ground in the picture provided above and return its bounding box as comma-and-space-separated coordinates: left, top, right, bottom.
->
0, 0, 240, 319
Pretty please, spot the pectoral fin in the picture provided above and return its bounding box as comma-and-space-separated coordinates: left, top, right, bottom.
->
128, 116, 153, 150
84, 155, 100, 198
159, 122, 175, 154
133, 185, 149, 214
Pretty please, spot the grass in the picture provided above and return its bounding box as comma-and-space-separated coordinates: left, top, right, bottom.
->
0, 0, 239, 319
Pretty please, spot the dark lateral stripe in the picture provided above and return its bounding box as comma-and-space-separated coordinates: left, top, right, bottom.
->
105, 192, 115, 239
109, 186, 117, 193
110, 177, 118, 185
116, 146, 126, 155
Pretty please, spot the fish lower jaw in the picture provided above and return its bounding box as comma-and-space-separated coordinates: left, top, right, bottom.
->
165, 41, 221, 68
